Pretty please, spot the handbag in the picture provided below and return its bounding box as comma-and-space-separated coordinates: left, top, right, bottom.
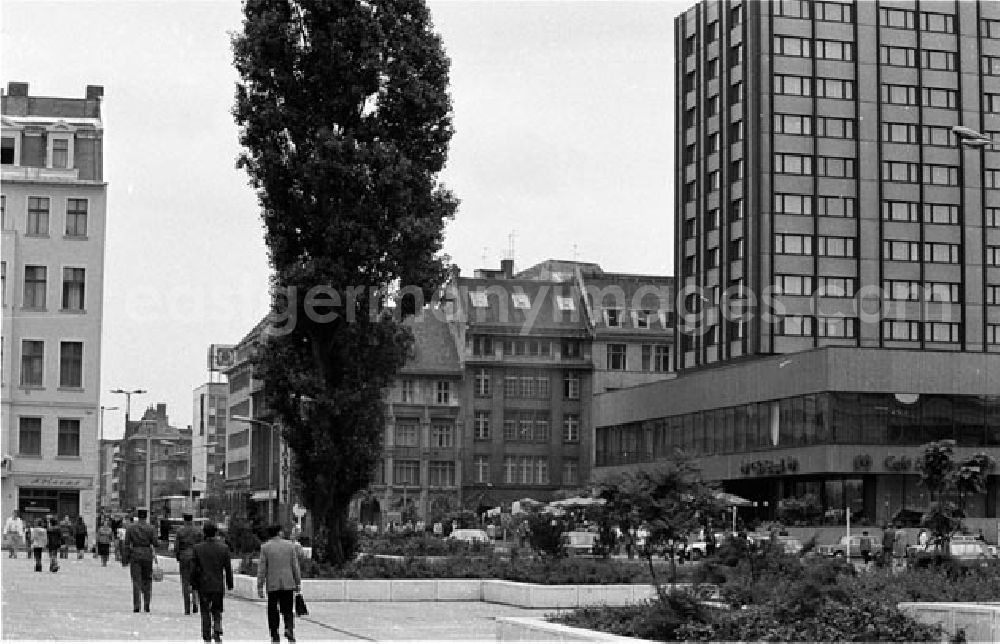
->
152, 556, 164, 582
294, 592, 308, 617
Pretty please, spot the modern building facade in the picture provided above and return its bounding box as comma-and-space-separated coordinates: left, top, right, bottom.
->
224, 319, 288, 527
676, 0, 1000, 367
594, 0, 1000, 531
118, 404, 192, 513
1, 82, 107, 529
191, 382, 228, 508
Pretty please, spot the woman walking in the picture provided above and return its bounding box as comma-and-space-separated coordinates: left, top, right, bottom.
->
74, 516, 88, 559
46, 517, 62, 572
59, 515, 73, 558
96, 519, 113, 566
30, 519, 47, 572
4, 510, 25, 559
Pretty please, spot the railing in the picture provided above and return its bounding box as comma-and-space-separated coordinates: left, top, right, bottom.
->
1, 165, 80, 182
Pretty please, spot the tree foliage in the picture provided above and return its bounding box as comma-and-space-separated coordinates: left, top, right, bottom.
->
596, 458, 721, 591
917, 440, 995, 546
232, 0, 457, 564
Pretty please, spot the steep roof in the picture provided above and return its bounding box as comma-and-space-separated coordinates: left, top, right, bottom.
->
401, 310, 462, 374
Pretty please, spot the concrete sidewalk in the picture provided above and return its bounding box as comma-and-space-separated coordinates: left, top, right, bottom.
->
0, 554, 550, 641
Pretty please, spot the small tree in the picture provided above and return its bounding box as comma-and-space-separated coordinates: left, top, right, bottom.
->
597, 457, 721, 596
917, 440, 994, 549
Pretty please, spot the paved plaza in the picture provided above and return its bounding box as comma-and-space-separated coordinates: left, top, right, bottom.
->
1, 554, 551, 641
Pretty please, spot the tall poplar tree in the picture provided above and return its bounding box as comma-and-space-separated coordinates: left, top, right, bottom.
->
232, 0, 457, 564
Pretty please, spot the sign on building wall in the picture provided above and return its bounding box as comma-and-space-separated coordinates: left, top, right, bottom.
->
207, 345, 236, 372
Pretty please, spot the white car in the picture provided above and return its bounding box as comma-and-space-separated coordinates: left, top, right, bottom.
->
448, 529, 490, 544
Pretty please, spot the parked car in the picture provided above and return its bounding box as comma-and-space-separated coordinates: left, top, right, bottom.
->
560, 531, 598, 557
683, 532, 727, 561
910, 540, 992, 570
816, 534, 883, 558
447, 529, 490, 544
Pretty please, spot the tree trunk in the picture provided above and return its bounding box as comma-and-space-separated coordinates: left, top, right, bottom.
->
320, 498, 353, 566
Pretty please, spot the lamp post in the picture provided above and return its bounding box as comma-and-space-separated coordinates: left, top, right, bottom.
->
177, 442, 219, 511
231, 416, 278, 524
111, 388, 146, 510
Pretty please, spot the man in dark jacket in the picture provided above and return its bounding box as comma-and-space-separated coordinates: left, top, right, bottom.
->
176, 513, 204, 615
192, 522, 233, 644
125, 509, 160, 612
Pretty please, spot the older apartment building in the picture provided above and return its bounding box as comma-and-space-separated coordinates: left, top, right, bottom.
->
1, 82, 107, 529
596, 0, 1000, 532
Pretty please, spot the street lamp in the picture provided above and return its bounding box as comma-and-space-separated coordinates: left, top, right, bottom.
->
111, 389, 146, 510
951, 125, 998, 148
231, 415, 278, 524
134, 440, 175, 513
175, 442, 219, 510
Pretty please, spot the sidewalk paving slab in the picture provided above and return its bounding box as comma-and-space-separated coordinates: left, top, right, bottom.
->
1, 554, 550, 641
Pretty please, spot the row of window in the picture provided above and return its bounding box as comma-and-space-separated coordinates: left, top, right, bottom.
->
596, 393, 1000, 468
0, 196, 90, 237
774, 153, 856, 178
771, 276, 968, 304
772, 317, 964, 342
774, 113, 855, 137
774, 0, 853, 23
771, 196, 985, 226
881, 123, 958, 146
468, 290, 577, 312
15, 340, 85, 388
882, 240, 963, 264
774, 194, 856, 217
2, 263, 87, 310
15, 417, 82, 457
879, 46, 959, 71
470, 336, 584, 359
773, 234, 856, 256
397, 379, 454, 404
379, 456, 579, 487
772, 75, 854, 98
773, 36, 854, 60
0, 133, 75, 169
606, 343, 669, 372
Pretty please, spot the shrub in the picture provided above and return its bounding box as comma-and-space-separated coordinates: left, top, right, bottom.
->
226, 518, 261, 556
553, 590, 712, 641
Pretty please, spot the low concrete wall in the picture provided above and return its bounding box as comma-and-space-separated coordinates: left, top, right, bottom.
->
495, 617, 652, 642
227, 574, 672, 607
899, 602, 1000, 642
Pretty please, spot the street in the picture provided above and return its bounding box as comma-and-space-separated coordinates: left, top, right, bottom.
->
1, 554, 550, 641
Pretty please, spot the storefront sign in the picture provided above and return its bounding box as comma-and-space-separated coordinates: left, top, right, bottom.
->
17, 475, 92, 488
853, 454, 872, 471
740, 458, 799, 476
884, 455, 912, 472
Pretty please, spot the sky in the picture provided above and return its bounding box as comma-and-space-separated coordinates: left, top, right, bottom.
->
1, 0, 688, 434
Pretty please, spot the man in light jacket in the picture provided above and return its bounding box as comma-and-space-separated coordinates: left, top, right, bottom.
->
257, 524, 301, 643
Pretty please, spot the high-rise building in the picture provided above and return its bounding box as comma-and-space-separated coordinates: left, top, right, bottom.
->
191, 382, 228, 510
675, 0, 1000, 368
1, 82, 107, 529
594, 0, 1000, 533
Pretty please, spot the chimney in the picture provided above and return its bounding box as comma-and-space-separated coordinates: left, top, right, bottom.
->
85, 85, 104, 100
500, 259, 514, 279
7, 82, 28, 97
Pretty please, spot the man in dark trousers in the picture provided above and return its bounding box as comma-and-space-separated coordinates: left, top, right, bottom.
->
176, 513, 204, 615
192, 522, 233, 644
257, 525, 301, 643
125, 509, 159, 612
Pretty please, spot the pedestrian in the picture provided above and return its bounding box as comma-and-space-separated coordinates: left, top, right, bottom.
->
96, 519, 113, 566
74, 516, 88, 559
4, 509, 25, 559
46, 517, 62, 572
257, 524, 301, 643
125, 509, 160, 613
116, 518, 129, 563
918, 528, 929, 551
859, 530, 873, 565
59, 515, 73, 558
976, 529, 987, 542
191, 521, 233, 643
30, 518, 47, 572
176, 512, 204, 615
881, 523, 895, 566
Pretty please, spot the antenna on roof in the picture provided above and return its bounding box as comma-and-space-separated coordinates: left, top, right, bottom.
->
572, 244, 579, 262
482, 246, 489, 267
507, 230, 517, 263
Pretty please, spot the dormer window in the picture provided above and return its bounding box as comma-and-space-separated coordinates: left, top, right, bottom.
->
470, 291, 488, 307
604, 308, 623, 327
512, 293, 531, 309
556, 296, 575, 311
45, 122, 76, 170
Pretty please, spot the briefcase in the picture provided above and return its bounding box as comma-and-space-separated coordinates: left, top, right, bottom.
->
152, 557, 164, 582
294, 592, 308, 617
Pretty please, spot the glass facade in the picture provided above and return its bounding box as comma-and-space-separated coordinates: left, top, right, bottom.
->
596, 393, 1000, 466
